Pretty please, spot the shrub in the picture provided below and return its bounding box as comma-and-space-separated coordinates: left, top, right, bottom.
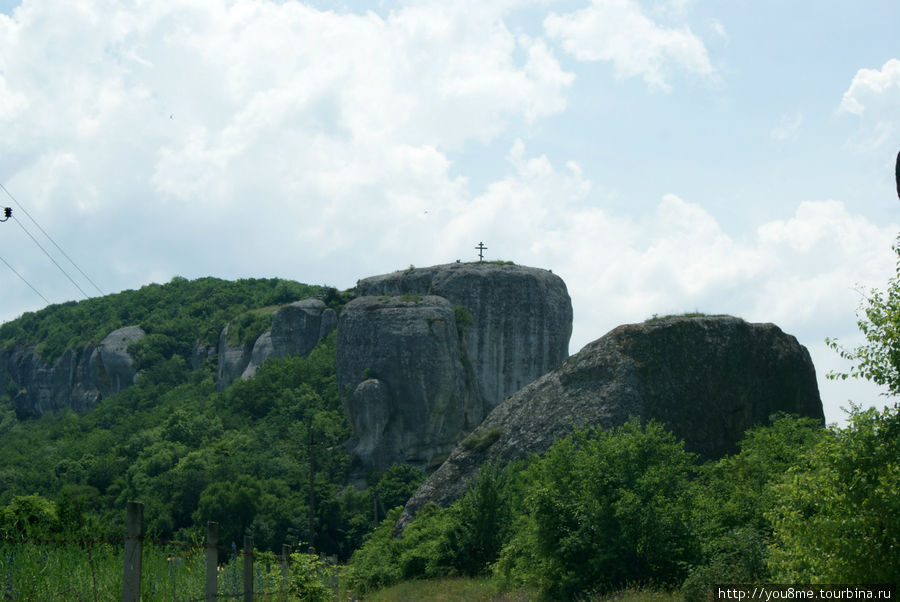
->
460, 426, 502, 452
497, 418, 699, 600
766, 404, 900, 583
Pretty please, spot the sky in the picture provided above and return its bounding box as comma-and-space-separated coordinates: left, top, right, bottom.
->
1, 0, 899, 424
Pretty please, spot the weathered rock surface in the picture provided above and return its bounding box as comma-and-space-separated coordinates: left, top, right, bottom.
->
0, 325, 145, 418
340, 262, 573, 471
338, 295, 477, 469
216, 298, 337, 390
398, 315, 824, 531
92, 326, 145, 398
356, 263, 572, 411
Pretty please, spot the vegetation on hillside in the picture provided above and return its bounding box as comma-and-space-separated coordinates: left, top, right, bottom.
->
0, 276, 330, 362
1, 245, 898, 600
0, 277, 420, 562
347, 237, 900, 599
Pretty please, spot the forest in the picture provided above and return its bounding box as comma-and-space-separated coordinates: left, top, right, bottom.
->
0, 270, 897, 599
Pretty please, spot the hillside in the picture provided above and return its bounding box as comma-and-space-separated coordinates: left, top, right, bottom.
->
1, 271, 895, 600
0, 276, 422, 559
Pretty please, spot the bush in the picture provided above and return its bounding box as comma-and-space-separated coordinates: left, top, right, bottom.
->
286, 552, 334, 602
497, 418, 698, 600
683, 414, 824, 598
766, 404, 900, 583
444, 461, 512, 576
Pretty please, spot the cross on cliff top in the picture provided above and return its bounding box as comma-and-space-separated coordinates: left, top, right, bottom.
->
475, 242, 487, 262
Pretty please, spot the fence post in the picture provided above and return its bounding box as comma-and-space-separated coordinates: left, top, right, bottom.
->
281, 543, 290, 595
122, 500, 143, 602
243, 535, 253, 602
206, 522, 218, 601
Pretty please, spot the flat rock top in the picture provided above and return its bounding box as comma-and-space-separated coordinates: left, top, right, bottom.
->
356, 262, 564, 296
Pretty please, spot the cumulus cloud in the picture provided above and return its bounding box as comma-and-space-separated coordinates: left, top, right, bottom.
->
838, 58, 900, 151
0, 1, 895, 424
0, 0, 575, 292
543, 0, 714, 90
839, 58, 900, 116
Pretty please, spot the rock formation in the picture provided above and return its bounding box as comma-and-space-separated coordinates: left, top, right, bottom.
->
0, 325, 145, 418
338, 295, 477, 470
397, 315, 824, 531
338, 262, 573, 471
216, 298, 337, 390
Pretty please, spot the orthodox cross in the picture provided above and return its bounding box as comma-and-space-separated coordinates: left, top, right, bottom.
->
475, 241, 487, 262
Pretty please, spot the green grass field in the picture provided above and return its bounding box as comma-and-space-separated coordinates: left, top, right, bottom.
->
359, 577, 682, 602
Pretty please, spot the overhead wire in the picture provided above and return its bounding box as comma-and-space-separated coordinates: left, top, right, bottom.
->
0, 182, 104, 297
10, 214, 91, 300
0, 254, 50, 304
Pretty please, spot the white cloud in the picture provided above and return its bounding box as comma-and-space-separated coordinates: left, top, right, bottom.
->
544, 0, 713, 91
0, 0, 574, 284
0, 1, 895, 426
770, 112, 803, 142
839, 58, 900, 116
839, 58, 900, 151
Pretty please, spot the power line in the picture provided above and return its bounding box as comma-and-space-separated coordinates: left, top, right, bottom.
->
11, 214, 91, 300
0, 254, 50, 304
0, 182, 104, 296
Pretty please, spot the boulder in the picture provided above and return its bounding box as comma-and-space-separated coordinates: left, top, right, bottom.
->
397, 315, 824, 531
91, 325, 145, 398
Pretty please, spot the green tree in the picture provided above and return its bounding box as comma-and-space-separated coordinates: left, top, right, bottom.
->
827, 240, 900, 394
682, 415, 825, 600
444, 461, 512, 576
766, 404, 899, 583
375, 463, 424, 514
0, 494, 59, 537
499, 418, 698, 599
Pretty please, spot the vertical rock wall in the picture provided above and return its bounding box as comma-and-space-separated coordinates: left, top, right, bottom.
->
0, 325, 145, 418
339, 262, 573, 470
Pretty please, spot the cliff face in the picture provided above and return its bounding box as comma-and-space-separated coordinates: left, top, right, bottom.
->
337, 295, 477, 470
397, 315, 824, 531
339, 262, 573, 471
216, 298, 337, 390
0, 325, 145, 418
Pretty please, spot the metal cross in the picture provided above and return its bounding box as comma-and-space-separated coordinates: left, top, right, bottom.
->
475, 241, 487, 262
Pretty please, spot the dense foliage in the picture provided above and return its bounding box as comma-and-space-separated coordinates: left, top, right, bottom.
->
346, 235, 900, 599
349, 407, 897, 600
827, 241, 900, 394
2, 254, 899, 599
0, 277, 412, 561
0, 276, 339, 362
767, 404, 899, 582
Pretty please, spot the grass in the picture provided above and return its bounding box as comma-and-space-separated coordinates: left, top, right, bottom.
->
461, 426, 503, 452
645, 312, 732, 323
361, 576, 535, 601
360, 578, 681, 602
0, 539, 297, 600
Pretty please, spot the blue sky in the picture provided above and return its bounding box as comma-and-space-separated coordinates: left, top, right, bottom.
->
1, 0, 899, 422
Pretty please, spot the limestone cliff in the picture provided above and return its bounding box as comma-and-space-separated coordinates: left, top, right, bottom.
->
397, 315, 824, 530
216, 298, 337, 390
0, 325, 145, 418
338, 262, 573, 471
338, 295, 477, 469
